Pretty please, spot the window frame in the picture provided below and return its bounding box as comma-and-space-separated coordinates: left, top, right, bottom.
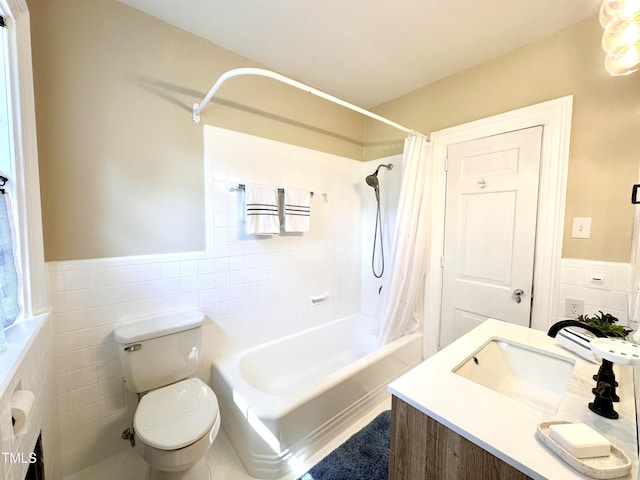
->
0, 0, 47, 320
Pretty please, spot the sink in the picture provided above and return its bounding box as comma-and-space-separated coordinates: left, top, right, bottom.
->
453, 338, 575, 414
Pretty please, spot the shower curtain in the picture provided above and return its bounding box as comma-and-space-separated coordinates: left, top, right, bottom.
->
377, 132, 433, 345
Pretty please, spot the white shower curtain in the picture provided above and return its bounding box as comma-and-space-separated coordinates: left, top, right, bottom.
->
377, 132, 433, 345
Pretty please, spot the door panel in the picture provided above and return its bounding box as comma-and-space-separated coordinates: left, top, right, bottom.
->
459, 191, 516, 284
440, 126, 543, 348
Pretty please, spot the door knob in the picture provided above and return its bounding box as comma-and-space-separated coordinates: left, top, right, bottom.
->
513, 288, 524, 303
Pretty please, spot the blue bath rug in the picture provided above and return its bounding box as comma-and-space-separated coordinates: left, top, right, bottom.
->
297, 410, 391, 480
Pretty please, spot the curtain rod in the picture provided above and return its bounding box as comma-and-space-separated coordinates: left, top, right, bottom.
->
192, 67, 416, 135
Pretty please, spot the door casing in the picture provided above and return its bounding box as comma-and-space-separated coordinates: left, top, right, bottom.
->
424, 96, 573, 358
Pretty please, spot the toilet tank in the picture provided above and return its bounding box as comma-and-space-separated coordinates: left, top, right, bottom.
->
114, 311, 205, 393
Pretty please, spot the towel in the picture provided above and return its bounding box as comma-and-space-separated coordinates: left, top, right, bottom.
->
244, 183, 280, 235
283, 187, 311, 232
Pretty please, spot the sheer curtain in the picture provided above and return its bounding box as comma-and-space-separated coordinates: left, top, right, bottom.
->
0, 192, 20, 329
377, 132, 433, 345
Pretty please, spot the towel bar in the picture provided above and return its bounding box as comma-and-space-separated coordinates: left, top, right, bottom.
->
229, 183, 314, 197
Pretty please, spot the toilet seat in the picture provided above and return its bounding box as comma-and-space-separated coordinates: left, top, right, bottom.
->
134, 378, 219, 451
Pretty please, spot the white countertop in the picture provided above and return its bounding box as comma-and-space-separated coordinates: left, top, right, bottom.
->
388, 319, 638, 480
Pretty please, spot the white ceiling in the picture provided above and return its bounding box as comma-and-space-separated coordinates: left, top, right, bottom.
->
118, 0, 601, 108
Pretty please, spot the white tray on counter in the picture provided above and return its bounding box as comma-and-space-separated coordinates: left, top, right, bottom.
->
536, 421, 631, 479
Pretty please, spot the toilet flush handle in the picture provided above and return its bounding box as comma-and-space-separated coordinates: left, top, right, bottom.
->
123, 344, 141, 352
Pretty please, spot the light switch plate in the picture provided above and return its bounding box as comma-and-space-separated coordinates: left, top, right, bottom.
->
572, 217, 591, 239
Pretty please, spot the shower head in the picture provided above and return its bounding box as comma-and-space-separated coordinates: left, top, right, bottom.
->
365, 163, 393, 189
365, 173, 379, 188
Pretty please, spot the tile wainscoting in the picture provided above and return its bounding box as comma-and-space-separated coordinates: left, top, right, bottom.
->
558, 258, 632, 325
0, 314, 59, 480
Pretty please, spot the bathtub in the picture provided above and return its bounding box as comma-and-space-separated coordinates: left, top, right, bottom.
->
210, 313, 423, 479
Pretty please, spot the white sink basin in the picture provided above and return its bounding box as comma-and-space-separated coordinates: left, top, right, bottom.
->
454, 338, 575, 414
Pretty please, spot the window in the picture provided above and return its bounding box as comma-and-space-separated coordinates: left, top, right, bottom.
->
0, 16, 11, 172
0, 15, 21, 339
0, 0, 48, 389
0, 15, 10, 175
0, 1, 47, 320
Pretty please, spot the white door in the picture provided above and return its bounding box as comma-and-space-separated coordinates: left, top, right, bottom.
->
439, 126, 543, 348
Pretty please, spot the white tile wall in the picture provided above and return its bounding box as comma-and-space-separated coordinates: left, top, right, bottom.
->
203, 125, 364, 355
558, 258, 632, 325
48, 126, 370, 476
0, 314, 59, 480
48, 252, 214, 475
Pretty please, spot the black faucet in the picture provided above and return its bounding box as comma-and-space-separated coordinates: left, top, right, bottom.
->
547, 320, 620, 419
547, 319, 607, 338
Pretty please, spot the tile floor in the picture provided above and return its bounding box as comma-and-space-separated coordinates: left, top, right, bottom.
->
64, 429, 259, 480
64, 400, 389, 480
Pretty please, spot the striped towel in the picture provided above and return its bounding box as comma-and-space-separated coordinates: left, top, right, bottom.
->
244, 183, 280, 235
283, 187, 311, 232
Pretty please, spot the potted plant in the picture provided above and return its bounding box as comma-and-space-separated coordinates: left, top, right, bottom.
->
576, 311, 632, 338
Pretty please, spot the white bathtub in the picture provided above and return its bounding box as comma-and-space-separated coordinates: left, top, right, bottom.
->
210, 313, 423, 479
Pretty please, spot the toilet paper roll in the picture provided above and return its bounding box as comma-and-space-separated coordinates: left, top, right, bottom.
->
11, 390, 34, 434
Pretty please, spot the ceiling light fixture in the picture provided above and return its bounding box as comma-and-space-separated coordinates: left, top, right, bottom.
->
600, 0, 640, 75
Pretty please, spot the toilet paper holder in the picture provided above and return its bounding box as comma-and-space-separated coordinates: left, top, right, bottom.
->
11, 389, 35, 436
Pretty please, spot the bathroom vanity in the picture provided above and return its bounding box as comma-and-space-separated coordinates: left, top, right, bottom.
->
389, 396, 531, 479
388, 319, 638, 480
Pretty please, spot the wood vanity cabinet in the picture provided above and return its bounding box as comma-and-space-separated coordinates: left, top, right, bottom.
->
389, 396, 533, 480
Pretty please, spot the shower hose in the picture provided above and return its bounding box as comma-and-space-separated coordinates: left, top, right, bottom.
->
371, 188, 384, 278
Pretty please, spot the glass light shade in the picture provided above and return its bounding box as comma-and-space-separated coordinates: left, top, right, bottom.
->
600, 0, 615, 27
601, 0, 640, 75
605, 44, 640, 75
602, 17, 640, 51
600, 0, 640, 27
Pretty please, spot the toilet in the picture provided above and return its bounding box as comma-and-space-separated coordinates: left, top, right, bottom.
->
114, 311, 219, 480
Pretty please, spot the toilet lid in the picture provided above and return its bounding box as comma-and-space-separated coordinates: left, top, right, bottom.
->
134, 378, 219, 450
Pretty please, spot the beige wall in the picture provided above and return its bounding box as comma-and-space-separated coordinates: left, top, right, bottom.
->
365, 16, 640, 263
28, 1, 640, 263
28, 0, 364, 261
